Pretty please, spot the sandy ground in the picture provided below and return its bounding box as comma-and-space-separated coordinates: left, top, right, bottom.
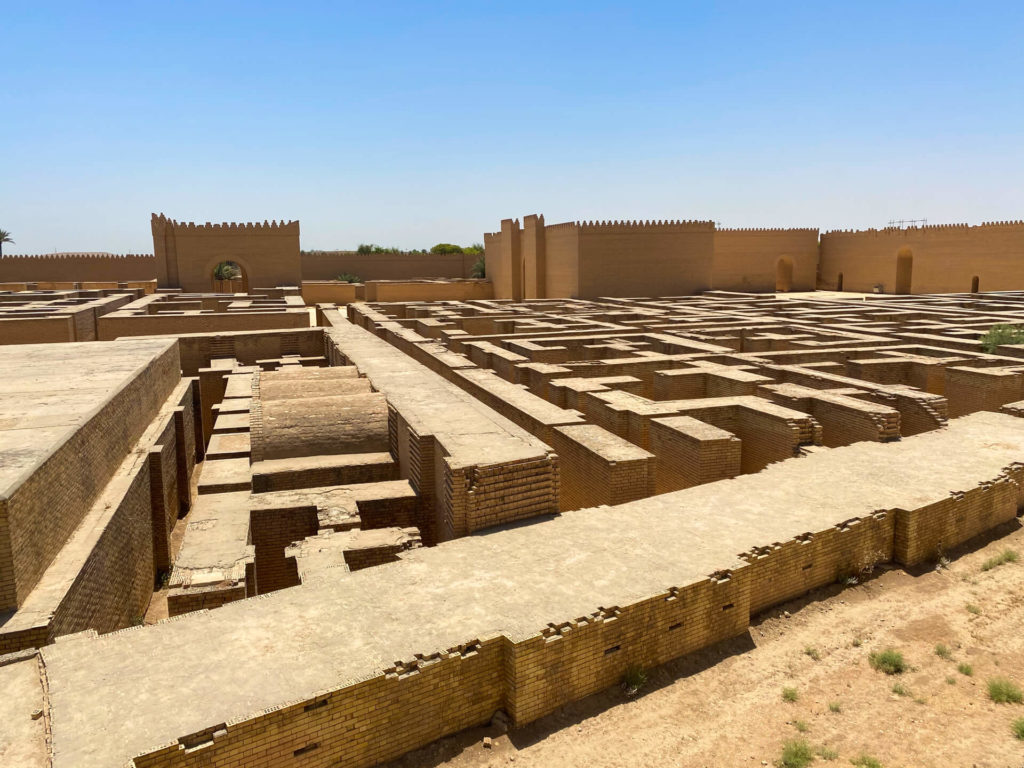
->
385, 519, 1024, 768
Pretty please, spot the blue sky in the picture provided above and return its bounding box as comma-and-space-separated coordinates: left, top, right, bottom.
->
2, 1, 1023, 253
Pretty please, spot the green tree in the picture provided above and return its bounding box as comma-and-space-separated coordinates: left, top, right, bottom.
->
0, 229, 13, 257
430, 243, 464, 254
213, 261, 241, 280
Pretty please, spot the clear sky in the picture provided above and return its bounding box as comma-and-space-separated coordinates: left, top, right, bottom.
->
2, 1, 1023, 254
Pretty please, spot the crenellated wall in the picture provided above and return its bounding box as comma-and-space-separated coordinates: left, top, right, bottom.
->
713, 228, 819, 292
819, 221, 1024, 294
486, 216, 718, 300
152, 213, 302, 292
0, 253, 156, 282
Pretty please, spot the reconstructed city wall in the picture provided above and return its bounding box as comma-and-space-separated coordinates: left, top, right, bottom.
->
152, 214, 302, 292
363, 279, 493, 302
578, 220, 715, 297
819, 221, 1024, 294
0, 253, 156, 283
300, 251, 478, 281
485, 217, 717, 299
712, 228, 819, 292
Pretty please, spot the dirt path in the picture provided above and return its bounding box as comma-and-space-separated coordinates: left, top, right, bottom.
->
387, 521, 1024, 768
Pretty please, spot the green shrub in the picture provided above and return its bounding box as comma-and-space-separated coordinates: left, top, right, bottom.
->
782, 686, 799, 702
213, 261, 241, 280
828, 700, 842, 713
958, 662, 974, 677
868, 648, 906, 675
981, 549, 1019, 571
851, 757, 883, 768
891, 682, 910, 697
336, 273, 361, 284
980, 324, 1024, 353
622, 664, 647, 696
804, 646, 821, 661
817, 745, 839, 760
966, 603, 981, 615
934, 643, 952, 660
776, 738, 815, 768
793, 719, 809, 732
987, 677, 1023, 704
1012, 717, 1024, 740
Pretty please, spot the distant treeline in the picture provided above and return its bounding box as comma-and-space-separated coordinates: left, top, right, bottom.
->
303, 242, 484, 256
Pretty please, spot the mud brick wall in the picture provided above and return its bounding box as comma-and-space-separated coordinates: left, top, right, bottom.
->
764, 363, 948, 436
649, 417, 741, 493
392, 411, 441, 544
250, 457, 398, 495
580, 392, 632, 438
506, 572, 748, 725
173, 394, 198, 515
446, 456, 560, 537
166, 329, 324, 376
0, 341, 178, 610
758, 387, 900, 448
97, 309, 310, 340
548, 425, 655, 511
741, 512, 895, 615
354, 494, 419, 530
944, 367, 1024, 418
0, 316, 77, 344
894, 467, 1024, 565
805, 398, 899, 447
127, 448, 1024, 768
0, 624, 48, 655
133, 638, 506, 768
167, 584, 247, 617
48, 464, 155, 637
249, 506, 320, 595
148, 418, 179, 576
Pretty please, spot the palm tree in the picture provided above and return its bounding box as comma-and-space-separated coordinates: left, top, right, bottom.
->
0, 229, 13, 257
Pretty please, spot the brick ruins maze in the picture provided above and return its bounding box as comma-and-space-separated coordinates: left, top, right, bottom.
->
4, 290, 1024, 767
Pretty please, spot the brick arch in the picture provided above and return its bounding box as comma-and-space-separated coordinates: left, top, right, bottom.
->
207, 256, 252, 294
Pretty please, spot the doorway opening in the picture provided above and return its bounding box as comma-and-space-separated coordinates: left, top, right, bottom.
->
971, 275, 980, 293
836, 272, 844, 292
895, 248, 913, 294
212, 261, 248, 293
775, 256, 794, 292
